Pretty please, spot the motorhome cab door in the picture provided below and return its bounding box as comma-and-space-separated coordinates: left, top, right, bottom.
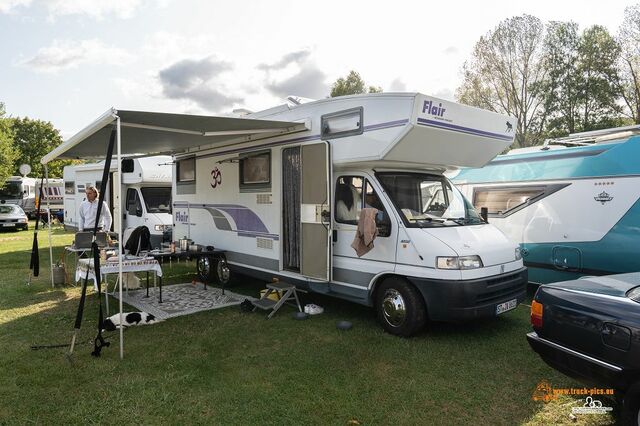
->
283, 142, 331, 281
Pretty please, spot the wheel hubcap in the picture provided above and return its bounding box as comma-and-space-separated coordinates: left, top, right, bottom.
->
382, 289, 406, 327
217, 260, 230, 283
198, 257, 211, 277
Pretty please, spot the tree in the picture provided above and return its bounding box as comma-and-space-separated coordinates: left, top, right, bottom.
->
456, 15, 548, 147
330, 71, 382, 97
0, 103, 17, 186
575, 25, 623, 131
618, 4, 640, 124
537, 21, 581, 136
11, 117, 73, 178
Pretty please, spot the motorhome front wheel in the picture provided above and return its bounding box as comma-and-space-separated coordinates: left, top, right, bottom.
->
375, 277, 426, 337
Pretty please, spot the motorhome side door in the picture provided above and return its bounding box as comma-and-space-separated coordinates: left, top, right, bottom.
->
300, 142, 331, 281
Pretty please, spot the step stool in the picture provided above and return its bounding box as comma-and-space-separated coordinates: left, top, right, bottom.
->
252, 281, 306, 319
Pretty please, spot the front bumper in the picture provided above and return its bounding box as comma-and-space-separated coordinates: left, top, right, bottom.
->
527, 331, 630, 391
407, 267, 527, 321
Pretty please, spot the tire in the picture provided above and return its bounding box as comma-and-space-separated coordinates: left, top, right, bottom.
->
622, 385, 640, 426
215, 257, 231, 286
196, 256, 215, 283
375, 277, 427, 337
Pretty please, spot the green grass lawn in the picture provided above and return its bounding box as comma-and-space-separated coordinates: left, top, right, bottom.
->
0, 224, 616, 425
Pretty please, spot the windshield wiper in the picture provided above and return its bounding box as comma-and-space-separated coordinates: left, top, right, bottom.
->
444, 217, 467, 225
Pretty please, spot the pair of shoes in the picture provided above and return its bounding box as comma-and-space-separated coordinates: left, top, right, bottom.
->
304, 304, 324, 315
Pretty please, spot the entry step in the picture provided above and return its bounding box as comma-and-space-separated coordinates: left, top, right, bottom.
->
252, 298, 277, 310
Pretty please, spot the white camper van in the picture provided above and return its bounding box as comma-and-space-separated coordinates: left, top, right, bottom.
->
64, 156, 172, 248
173, 93, 527, 336
0, 176, 64, 218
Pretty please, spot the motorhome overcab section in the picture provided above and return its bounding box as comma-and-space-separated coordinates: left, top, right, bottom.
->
172, 93, 527, 336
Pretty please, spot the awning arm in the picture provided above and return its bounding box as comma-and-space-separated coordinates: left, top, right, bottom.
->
41, 108, 118, 164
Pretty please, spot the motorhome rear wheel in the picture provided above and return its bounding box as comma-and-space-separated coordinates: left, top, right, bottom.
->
215, 258, 231, 286
375, 277, 427, 337
196, 256, 215, 283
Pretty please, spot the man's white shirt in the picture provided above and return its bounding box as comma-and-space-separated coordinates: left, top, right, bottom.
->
78, 199, 112, 231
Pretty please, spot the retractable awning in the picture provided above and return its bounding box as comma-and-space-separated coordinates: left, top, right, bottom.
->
41, 108, 307, 164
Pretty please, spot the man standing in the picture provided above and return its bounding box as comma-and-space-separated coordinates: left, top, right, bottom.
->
78, 186, 112, 232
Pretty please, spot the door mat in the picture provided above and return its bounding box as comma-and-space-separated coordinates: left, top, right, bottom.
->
111, 283, 254, 320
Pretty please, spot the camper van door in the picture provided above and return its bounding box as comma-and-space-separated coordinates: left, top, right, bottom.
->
300, 142, 331, 281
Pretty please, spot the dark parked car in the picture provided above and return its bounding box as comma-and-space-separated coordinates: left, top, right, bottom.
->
527, 273, 640, 424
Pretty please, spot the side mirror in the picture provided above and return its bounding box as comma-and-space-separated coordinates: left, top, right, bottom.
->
136, 207, 143, 217
480, 207, 489, 223
375, 211, 391, 237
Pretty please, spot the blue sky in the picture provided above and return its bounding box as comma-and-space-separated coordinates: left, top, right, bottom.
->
0, 0, 633, 138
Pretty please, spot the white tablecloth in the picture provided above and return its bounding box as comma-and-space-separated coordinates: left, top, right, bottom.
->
75, 257, 163, 286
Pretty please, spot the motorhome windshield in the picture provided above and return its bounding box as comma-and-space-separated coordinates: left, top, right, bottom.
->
0, 182, 22, 199
377, 172, 483, 227
140, 187, 171, 213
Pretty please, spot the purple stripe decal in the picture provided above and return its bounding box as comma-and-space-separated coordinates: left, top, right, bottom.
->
416, 118, 513, 142
195, 119, 410, 160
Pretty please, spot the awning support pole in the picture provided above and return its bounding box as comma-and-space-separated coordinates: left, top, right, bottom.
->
45, 165, 54, 288
117, 116, 124, 360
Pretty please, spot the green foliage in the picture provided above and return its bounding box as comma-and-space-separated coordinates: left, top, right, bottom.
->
617, 4, 640, 124
10, 117, 73, 178
330, 71, 383, 97
455, 15, 547, 148
0, 103, 17, 186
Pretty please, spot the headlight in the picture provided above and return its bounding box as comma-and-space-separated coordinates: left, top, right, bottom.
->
154, 224, 171, 231
515, 247, 522, 260
18, 218, 27, 223
436, 255, 483, 270
627, 286, 640, 303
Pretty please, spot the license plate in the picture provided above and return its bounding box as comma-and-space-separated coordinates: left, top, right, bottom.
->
2, 223, 16, 227
496, 298, 518, 315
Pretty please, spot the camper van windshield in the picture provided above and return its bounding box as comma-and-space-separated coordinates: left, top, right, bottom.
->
0, 182, 22, 199
377, 173, 482, 227
140, 187, 171, 213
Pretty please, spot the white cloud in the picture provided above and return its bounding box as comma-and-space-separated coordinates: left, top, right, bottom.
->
20, 39, 133, 72
261, 49, 329, 99
0, 0, 31, 14
45, 0, 143, 20
388, 78, 407, 92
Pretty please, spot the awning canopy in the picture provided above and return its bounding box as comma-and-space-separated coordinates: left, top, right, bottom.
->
42, 108, 307, 164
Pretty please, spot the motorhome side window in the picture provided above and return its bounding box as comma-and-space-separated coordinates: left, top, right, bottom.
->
240, 152, 271, 192
65, 181, 75, 195
321, 107, 364, 139
473, 187, 546, 216
177, 157, 195, 183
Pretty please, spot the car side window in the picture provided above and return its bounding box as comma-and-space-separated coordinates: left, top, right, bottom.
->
126, 189, 141, 215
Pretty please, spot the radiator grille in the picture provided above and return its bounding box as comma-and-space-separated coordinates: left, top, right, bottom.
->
256, 238, 273, 249
256, 194, 272, 204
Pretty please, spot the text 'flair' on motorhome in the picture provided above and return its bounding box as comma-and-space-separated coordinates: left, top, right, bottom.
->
172, 93, 528, 336
452, 125, 640, 285
64, 156, 173, 248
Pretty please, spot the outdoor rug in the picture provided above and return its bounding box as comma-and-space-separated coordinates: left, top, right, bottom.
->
111, 283, 254, 320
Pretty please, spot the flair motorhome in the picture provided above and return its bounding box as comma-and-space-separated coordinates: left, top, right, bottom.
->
171, 93, 528, 336
452, 125, 640, 285
64, 156, 172, 248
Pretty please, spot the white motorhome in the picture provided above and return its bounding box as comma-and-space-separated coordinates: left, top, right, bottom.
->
172, 93, 528, 336
0, 176, 64, 218
63, 156, 173, 248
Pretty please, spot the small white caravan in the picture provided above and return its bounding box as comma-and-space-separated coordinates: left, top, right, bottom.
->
171, 93, 528, 336
63, 156, 172, 248
0, 176, 64, 218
